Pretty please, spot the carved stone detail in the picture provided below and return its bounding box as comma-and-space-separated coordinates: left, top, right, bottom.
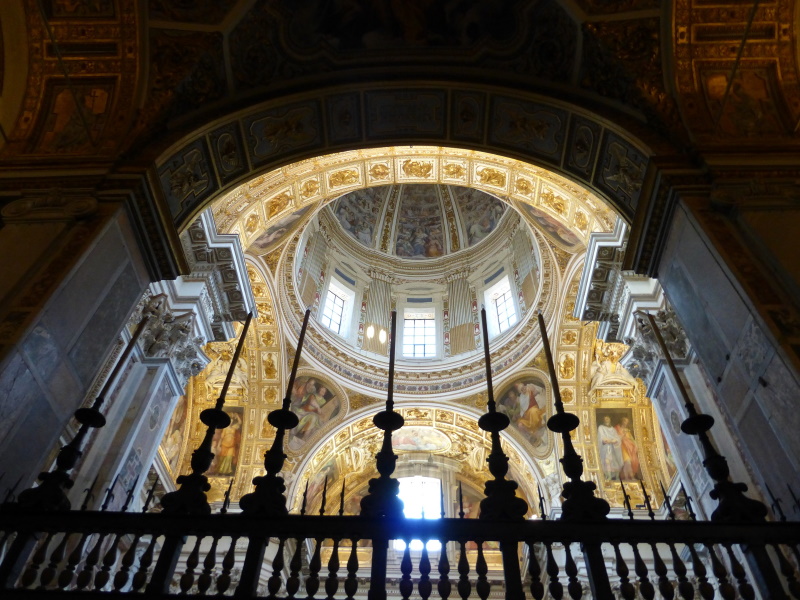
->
135, 293, 210, 388
180, 209, 256, 341
623, 306, 690, 386
1, 191, 98, 222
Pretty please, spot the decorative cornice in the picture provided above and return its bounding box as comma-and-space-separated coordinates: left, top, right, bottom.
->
180, 209, 257, 341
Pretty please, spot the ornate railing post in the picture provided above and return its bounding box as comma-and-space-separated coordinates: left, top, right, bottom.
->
360, 311, 405, 600
538, 312, 613, 599
644, 312, 786, 598
148, 313, 252, 594
477, 308, 527, 599
236, 308, 311, 597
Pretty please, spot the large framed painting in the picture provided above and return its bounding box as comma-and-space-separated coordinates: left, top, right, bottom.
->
595, 407, 642, 483
208, 407, 244, 477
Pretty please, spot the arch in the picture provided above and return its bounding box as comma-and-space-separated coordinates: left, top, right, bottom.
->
153, 83, 653, 232
285, 402, 549, 517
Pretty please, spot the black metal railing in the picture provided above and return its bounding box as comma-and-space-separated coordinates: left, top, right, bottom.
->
2, 308, 800, 598
1, 509, 800, 598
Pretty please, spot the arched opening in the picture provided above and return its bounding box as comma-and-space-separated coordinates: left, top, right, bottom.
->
158, 145, 676, 521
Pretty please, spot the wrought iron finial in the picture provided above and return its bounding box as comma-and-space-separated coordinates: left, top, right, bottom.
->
620, 480, 634, 520
339, 479, 346, 516
142, 478, 157, 513
458, 481, 465, 519
221, 479, 234, 514
537, 312, 609, 522
788, 484, 800, 516
101, 474, 120, 512
121, 476, 139, 513
659, 480, 676, 520
161, 313, 253, 515
477, 308, 528, 521
3, 476, 23, 505
80, 474, 99, 511
300, 480, 309, 516
643, 312, 767, 523
360, 311, 405, 520
240, 309, 310, 516
320, 477, 329, 516
766, 484, 786, 522
680, 482, 697, 521
537, 484, 547, 520
15, 316, 150, 512
640, 481, 655, 521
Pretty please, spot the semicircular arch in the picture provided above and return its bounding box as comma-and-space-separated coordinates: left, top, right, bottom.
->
153, 83, 653, 234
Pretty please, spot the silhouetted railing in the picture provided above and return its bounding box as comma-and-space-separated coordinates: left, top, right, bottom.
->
4, 308, 800, 598
1, 509, 800, 598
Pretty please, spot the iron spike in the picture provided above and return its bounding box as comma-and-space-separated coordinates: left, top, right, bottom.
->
458, 481, 465, 519
3, 476, 23, 504
300, 479, 309, 516
339, 478, 346, 516
80, 473, 100, 511
620, 479, 634, 520
788, 484, 800, 515
121, 475, 140, 512
765, 483, 786, 522
680, 482, 697, 521
319, 476, 328, 516
101, 473, 120, 511
221, 478, 234, 514
537, 484, 547, 520
659, 480, 676, 520
639, 480, 655, 521
142, 478, 158, 513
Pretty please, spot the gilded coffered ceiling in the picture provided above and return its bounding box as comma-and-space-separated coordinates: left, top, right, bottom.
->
3, 0, 798, 170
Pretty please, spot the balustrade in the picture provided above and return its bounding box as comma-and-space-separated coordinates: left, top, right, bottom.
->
1, 510, 800, 597
1, 307, 799, 598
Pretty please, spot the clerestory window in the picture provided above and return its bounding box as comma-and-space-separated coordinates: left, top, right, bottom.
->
402, 309, 436, 358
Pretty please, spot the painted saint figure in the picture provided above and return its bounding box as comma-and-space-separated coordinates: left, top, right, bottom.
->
598, 415, 623, 481
615, 417, 641, 481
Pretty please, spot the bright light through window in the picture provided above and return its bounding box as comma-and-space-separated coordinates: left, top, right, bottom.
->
495, 288, 517, 333
394, 476, 442, 552
484, 275, 517, 338
320, 289, 345, 333
320, 279, 353, 336
403, 309, 436, 358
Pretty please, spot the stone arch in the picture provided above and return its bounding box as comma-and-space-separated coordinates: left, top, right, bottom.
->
153, 83, 654, 233
284, 402, 548, 517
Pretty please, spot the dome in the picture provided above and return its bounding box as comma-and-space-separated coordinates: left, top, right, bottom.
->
328, 185, 508, 259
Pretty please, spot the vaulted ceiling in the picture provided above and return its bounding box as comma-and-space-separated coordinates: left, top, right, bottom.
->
1, 0, 798, 172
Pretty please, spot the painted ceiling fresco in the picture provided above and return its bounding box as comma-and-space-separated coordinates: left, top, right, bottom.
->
328, 184, 507, 259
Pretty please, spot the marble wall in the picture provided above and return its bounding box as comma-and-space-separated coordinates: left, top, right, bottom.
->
658, 202, 800, 504
0, 207, 150, 491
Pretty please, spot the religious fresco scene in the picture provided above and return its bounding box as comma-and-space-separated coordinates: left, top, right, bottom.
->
1, 1, 798, 596
286, 375, 343, 450
159, 152, 676, 518
496, 375, 549, 447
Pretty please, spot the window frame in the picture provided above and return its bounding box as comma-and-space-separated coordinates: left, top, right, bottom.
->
483, 274, 518, 339
401, 306, 438, 359
319, 277, 355, 338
